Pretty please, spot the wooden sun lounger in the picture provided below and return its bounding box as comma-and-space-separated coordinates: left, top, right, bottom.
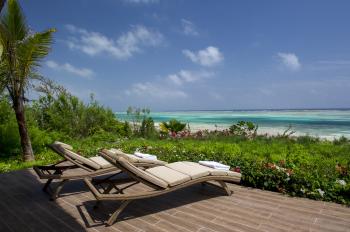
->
34, 142, 166, 200
84, 151, 242, 226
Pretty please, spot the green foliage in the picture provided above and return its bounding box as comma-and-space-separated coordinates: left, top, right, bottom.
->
229, 121, 258, 138
140, 117, 157, 138
113, 137, 350, 205
126, 106, 157, 138
160, 119, 186, 134
0, 0, 56, 161
0, 95, 20, 154
0, 89, 131, 157
31, 92, 130, 138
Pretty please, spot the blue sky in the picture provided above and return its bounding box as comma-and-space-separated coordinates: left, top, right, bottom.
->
23, 0, 350, 111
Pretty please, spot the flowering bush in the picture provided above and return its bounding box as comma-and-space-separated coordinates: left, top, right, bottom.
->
116, 136, 350, 205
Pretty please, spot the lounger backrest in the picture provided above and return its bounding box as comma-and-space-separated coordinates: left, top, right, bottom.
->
100, 152, 168, 188
113, 156, 168, 189
53, 141, 73, 150
106, 149, 167, 165
105, 149, 139, 162
51, 143, 101, 170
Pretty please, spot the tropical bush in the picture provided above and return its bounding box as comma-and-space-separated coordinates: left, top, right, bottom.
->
0, 91, 130, 157
31, 92, 129, 138
229, 121, 258, 138
114, 137, 350, 205
159, 119, 187, 135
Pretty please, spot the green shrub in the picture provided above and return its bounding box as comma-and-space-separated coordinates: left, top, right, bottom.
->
113, 137, 350, 205
31, 92, 130, 138
160, 119, 186, 134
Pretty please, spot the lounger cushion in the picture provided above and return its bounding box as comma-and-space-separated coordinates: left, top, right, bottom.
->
108, 149, 167, 165
53, 141, 73, 150
108, 149, 139, 162
166, 162, 210, 179
226, 170, 242, 178
89, 156, 113, 169
116, 157, 168, 189
146, 166, 191, 186
63, 149, 101, 170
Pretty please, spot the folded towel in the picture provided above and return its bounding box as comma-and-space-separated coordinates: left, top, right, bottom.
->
199, 161, 230, 171
134, 152, 158, 160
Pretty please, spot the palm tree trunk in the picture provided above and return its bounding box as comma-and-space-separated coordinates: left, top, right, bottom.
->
13, 97, 34, 162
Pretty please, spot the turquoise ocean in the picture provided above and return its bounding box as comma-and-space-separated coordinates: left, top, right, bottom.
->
116, 110, 350, 139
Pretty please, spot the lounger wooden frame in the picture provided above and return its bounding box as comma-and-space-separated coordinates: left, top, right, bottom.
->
84, 152, 241, 226
34, 144, 161, 200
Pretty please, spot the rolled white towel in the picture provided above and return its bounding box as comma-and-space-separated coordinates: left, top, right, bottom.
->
199, 161, 230, 171
134, 152, 158, 160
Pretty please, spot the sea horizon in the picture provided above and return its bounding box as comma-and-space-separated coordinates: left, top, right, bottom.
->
116, 109, 350, 139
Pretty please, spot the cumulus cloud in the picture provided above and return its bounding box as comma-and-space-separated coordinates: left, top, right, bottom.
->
167, 70, 213, 86
125, 68, 214, 101
181, 19, 199, 36
125, 82, 187, 99
65, 24, 164, 60
277, 52, 301, 71
183, 46, 224, 67
46, 60, 94, 79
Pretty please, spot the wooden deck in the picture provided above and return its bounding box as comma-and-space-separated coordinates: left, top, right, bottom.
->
0, 169, 349, 232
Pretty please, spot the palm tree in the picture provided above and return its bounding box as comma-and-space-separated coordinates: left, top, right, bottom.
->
0, 0, 55, 161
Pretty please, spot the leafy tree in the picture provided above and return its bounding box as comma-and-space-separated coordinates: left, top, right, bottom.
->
126, 106, 151, 135
229, 121, 258, 138
32, 91, 129, 138
160, 119, 186, 134
140, 117, 156, 138
0, 0, 55, 161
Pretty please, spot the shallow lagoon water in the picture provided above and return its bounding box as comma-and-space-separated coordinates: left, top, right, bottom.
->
116, 110, 350, 139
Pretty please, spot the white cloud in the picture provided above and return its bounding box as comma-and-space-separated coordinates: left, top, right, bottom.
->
46, 60, 94, 79
181, 19, 199, 36
167, 70, 213, 86
125, 82, 187, 99
183, 46, 224, 67
65, 24, 164, 60
125, 69, 214, 100
277, 52, 301, 71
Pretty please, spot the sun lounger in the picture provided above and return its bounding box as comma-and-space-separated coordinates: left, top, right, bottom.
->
34, 142, 166, 200
84, 151, 241, 225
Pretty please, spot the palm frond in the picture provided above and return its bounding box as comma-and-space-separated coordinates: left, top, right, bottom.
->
1, 0, 28, 41
17, 28, 55, 86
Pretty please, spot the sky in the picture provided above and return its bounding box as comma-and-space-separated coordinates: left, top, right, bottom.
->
22, 0, 350, 111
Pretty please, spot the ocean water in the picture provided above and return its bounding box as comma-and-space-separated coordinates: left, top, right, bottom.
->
116, 110, 350, 139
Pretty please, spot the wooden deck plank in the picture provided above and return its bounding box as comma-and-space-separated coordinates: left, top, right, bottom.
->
0, 168, 349, 232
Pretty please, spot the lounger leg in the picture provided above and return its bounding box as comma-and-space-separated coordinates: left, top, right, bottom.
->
106, 200, 132, 226
43, 179, 53, 192
50, 179, 68, 201
217, 181, 233, 196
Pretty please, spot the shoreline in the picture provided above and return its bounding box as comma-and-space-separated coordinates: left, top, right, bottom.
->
153, 122, 348, 140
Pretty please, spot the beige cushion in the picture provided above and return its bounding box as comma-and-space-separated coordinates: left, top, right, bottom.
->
146, 166, 191, 186
116, 157, 168, 189
53, 141, 73, 150
166, 162, 210, 179
63, 149, 101, 170
226, 170, 242, 178
108, 149, 139, 162
89, 156, 113, 169
108, 148, 167, 165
